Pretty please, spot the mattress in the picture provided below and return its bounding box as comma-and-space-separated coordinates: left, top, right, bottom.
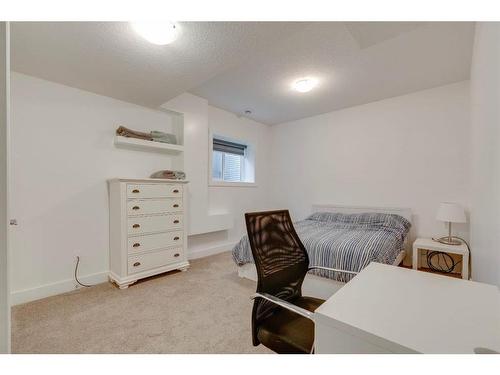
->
232, 211, 411, 283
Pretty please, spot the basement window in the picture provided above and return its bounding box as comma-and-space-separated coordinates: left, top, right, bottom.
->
210, 135, 256, 186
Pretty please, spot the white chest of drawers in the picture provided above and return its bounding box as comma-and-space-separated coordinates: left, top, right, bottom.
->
108, 178, 189, 289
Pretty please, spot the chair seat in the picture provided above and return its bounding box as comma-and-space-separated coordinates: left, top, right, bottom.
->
256, 296, 325, 354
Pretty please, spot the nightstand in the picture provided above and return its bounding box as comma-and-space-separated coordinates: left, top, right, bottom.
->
412, 238, 469, 279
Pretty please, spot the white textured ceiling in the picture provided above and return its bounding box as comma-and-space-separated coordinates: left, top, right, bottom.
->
12, 22, 475, 125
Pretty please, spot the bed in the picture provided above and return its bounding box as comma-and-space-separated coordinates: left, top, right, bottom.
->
233, 205, 412, 299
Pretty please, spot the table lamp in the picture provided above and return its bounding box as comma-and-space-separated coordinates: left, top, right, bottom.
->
434, 202, 466, 245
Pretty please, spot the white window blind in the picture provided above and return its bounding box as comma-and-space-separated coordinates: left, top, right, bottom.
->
212, 151, 223, 180
212, 138, 246, 182
222, 153, 242, 182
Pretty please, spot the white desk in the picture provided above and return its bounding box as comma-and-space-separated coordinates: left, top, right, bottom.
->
315, 262, 500, 354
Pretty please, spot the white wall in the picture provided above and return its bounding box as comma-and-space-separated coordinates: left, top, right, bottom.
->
0, 22, 11, 353
162, 94, 272, 258
12, 50, 496, 301
270, 82, 471, 251
10, 72, 178, 303
469, 23, 500, 286
10, 74, 273, 303
197, 105, 272, 251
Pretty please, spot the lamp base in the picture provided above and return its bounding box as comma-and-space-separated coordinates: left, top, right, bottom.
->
432, 236, 462, 246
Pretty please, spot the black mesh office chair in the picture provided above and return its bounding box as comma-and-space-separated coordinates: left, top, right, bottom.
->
245, 210, 357, 354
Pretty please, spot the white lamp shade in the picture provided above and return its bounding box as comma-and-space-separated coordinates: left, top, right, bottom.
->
436, 202, 466, 223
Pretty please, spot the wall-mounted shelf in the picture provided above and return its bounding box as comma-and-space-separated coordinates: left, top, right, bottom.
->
114, 135, 184, 154
188, 213, 233, 236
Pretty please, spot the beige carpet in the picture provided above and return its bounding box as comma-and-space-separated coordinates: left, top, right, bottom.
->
11, 251, 272, 354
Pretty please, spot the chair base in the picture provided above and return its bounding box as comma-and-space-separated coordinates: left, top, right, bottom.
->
256, 296, 324, 354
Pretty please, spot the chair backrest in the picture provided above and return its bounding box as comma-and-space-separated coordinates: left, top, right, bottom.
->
245, 210, 309, 345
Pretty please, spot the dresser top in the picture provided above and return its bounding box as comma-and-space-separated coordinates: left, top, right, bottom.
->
108, 178, 189, 184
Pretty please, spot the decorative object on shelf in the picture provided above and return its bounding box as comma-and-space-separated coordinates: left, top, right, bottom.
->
150, 130, 177, 145
116, 125, 150, 140
116, 125, 177, 145
433, 202, 467, 245
150, 170, 186, 180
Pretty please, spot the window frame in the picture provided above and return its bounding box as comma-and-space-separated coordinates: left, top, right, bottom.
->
208, 132, 257, 188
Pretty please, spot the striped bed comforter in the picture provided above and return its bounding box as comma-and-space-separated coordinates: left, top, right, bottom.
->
232, 212, 411, 282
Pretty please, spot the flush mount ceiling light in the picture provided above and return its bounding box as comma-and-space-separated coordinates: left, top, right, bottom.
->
292, 78, 318, 93
131, 21, 179, 45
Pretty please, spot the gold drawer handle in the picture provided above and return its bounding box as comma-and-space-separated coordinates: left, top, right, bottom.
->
174, 253, 180, 258
173, 219, 180, 224
173, 204, 179, 208
132, 189, 140, 193
132, 206, 140, 210
133, 262, 141, 267
133, 243, 141, 248
173, 189, 179, 193
173, 236, 180, 241
132, 224, 140, 229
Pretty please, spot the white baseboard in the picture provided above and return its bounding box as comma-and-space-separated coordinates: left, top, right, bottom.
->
187, 241, 237, 260
11, 242, 236, 305
10, 271, 108, 306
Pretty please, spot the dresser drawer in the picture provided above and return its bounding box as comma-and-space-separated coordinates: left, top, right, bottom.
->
127, 198, 183, 216
128, 248, 184, 274
127, 214, 183, 235
127, 231, 183, 254
127, 184, 182, 199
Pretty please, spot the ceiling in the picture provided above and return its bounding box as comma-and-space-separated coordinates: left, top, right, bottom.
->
11, 22, 475, 125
